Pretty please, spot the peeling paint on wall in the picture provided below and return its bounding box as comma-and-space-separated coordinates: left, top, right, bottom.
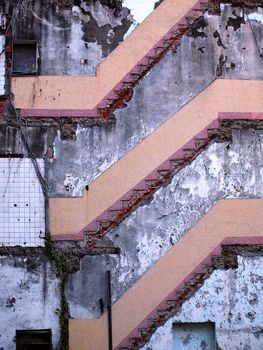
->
2, 2, 263, 348
74, 1, 132, 58
11, 0, 133, 75
66, 129, 263, 318
0, 254, 60, 350
141, 256, 263, 350
49, 5, 263, 197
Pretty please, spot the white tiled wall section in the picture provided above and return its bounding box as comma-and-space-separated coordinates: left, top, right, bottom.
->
0, 158, 45, 246
0, 34, 5, 96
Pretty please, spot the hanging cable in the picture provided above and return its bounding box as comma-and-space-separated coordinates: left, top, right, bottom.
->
9, 98, 48, 200
3, 0, 48, 199
4, 0, 23, 36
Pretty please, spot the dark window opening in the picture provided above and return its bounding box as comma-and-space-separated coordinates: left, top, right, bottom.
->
16, 329, 52, 350
12, 40, 38, 76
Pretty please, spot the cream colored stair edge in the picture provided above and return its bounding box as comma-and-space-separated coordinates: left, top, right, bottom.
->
12, 0, 201, 110
68, 199, 263, 350
49, 79, 263, 235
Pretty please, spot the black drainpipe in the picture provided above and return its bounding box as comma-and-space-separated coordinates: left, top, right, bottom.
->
106, 270, 113, 350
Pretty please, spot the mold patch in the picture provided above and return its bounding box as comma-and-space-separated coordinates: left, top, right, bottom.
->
226, 10, 246, 31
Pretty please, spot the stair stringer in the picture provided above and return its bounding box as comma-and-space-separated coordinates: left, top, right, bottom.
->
68, 199, 263, 350
12, 0, 209, 117
49, 79, 263, 240
116, 237, 263, 350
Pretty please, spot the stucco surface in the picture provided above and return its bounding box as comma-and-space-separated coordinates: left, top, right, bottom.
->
66, 129, 263, 322
12, 0, 206, 109
2, 2, 263, 350
142, 256, 263, 350
68, 196, 263, 349
48, 26, 216, 197
11, 0, 134, 76
49, 79, 263, 235
0, 254, 60, 350
47, 5, 263, 199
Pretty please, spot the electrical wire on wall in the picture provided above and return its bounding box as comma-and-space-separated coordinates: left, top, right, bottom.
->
8, 98, 48, 200
3, 0, 49, 233
4, 0, 47, 198
4, 0, 22, 36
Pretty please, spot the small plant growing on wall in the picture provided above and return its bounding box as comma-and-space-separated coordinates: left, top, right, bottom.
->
45, 232, 69, 350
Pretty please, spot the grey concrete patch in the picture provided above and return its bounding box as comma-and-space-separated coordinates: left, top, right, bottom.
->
66, 254, 119, 318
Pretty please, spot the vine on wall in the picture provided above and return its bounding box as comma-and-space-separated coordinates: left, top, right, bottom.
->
45, 232, 69, 350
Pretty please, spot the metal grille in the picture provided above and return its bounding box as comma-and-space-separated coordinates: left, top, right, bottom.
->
0, 158, 45, 246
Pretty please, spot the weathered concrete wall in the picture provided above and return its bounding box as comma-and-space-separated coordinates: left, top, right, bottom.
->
213, 6, 263, 80
0, 253, 60, 350
141, 255, 263, 350
0, 125, 48, 157
49, 5, 263, 197
66, 253, 118, 318
48, 31, 215, 195
2, 1, 263, 345
66, 128, 263, 318
9, 0, 148, 76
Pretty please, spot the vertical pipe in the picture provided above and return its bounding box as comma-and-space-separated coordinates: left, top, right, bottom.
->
107, 270, 113, 350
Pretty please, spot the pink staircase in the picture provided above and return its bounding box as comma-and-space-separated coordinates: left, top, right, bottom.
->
20, 1, 209, 119
94, 2, 208, 119
52, 113, 263, 247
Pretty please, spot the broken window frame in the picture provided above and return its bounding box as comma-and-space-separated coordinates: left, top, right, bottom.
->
12, 40, 39, 76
